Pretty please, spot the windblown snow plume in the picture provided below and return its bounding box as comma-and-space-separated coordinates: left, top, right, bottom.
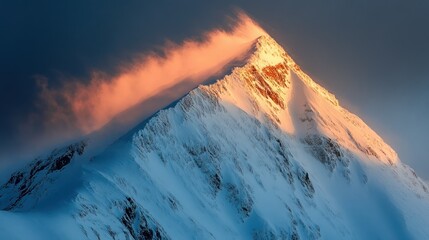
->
6, 13, 264, 163
39, 13, 265, 133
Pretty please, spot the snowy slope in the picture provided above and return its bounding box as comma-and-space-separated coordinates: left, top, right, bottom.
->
1, 34, 429, 240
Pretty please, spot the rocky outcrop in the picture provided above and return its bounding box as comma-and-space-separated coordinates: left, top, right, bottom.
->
0, 141, 86, 210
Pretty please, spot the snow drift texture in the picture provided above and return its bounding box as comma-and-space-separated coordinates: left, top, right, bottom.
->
1, 35, 429, 240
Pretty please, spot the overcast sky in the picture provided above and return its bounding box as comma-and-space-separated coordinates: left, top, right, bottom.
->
1, 0, 428, 179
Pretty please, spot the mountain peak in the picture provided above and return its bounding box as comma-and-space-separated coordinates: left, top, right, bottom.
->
249, 35, 292, 69
198, 33, 398, 165
251, 34, 339, 106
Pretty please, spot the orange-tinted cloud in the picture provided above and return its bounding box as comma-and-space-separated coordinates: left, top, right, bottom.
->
40, 13, 265, 134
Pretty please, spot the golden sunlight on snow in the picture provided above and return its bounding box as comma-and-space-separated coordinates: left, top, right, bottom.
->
203, 34, 398, 165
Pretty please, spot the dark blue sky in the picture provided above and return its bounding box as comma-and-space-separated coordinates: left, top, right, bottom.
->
1, 0, 428, 178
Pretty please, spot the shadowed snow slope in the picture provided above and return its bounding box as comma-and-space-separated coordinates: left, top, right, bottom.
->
1, 35, 429, 240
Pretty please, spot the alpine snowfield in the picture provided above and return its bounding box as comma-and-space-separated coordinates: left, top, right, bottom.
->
1, 33, 428, 240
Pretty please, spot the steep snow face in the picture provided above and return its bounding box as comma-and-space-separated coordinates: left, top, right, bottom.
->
1, 34, 429, 239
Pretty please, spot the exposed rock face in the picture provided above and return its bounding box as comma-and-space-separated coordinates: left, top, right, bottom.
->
0, 141, 86, 210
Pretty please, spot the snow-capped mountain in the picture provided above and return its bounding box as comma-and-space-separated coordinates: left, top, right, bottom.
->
1, 34, 428, 240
